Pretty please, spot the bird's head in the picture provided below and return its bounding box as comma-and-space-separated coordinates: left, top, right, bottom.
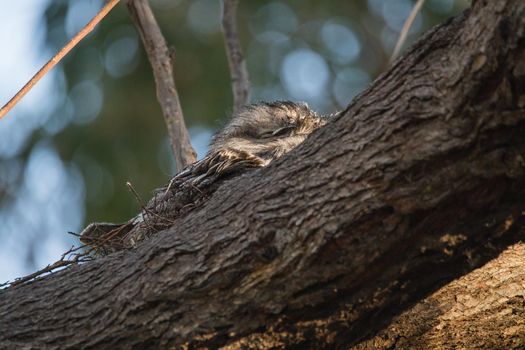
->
212, 101, 327, 145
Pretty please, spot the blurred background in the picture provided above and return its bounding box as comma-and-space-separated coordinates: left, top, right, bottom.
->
0, 0, 468, 282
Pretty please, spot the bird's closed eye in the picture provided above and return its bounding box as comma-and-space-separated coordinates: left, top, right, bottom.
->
260, 125, 295, 138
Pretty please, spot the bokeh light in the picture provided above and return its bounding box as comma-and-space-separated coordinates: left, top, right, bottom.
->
321, 21, 361, 65
281, 49, 330, 102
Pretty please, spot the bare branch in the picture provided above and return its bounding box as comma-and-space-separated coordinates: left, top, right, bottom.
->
8, 246, 93, 287
222, 0, 251, 114
0, 0, 121, 120
127, 0, 197, 171
390, 0, 426, 63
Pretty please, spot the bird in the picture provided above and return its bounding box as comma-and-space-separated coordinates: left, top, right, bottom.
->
80, 101, 329, 254
186, 101, 327, 183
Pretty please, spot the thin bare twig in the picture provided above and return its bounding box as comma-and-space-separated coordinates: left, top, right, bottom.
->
221, 0, 250, 115
0, 0, 121, 120
91, 223, 130, 247
126, 181, 147, 208
9, 246, 94, 287
126, 0, 197, 171
67, 231, 82, 238
126, 181, 177, 225
390, 0, 427, 63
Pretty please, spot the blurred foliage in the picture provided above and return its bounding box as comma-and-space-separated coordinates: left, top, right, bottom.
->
0, 0, 468, 278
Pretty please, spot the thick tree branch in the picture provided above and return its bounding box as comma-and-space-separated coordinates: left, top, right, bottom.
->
350, 241, 525, 349
222, 0, 251, 114
127, 0, 196, 170
1, 1, 525, 348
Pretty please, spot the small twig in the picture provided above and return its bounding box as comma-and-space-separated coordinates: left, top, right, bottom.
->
126, 181, 176, 225
0, 0, 121, 120
221, 0, 251, 114
189, 182, 205, 195
67, 231, 82, 237
126, 181, 147, 208
61, 244, 87, 258
126, 0, 197, 171
9, 246, 94, 287
94, 224, 130, 247
164, 178, 176, 196
390, 0, 427, 63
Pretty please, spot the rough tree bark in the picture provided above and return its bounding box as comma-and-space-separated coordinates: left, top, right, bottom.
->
1, 1, 525, 349
351, 242, 525, 349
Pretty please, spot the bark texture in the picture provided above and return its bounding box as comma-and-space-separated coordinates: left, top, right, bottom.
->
1, 1, 525, 349
351, 242, 525, 349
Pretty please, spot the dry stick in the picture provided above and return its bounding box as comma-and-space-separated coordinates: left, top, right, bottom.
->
0, 0, 121, 120
390, 0, 427, 63
126, 181, 147, 208
126, 181, 177, 225
9, 246, 94, 287
126, 0, 196, 171
90, 223, 130, 248
221, 0, 250, 115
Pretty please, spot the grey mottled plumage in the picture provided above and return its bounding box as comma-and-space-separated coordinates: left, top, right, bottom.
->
186, 101, 326, 183
80, 101, 328, 253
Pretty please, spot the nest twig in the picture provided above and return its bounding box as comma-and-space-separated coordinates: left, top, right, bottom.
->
7, 245, 94, 288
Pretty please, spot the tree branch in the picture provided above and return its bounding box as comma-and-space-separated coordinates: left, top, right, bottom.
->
1, 1, 525, 348
222, 0, 251, 114
127, 0, 196, 170
350, 241, 525, 349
